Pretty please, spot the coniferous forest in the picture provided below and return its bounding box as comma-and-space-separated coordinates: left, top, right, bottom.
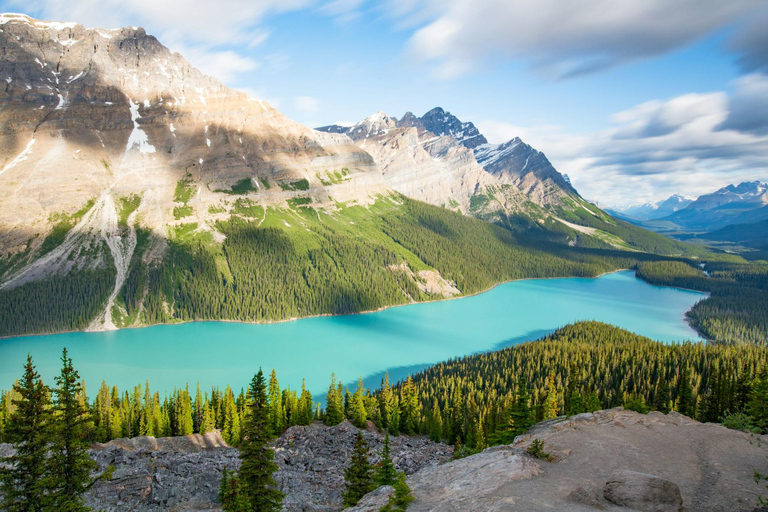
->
4, 322, 768, 451
0, 197, 765, 345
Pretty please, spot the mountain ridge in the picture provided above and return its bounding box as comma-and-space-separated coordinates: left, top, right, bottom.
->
0, 14, 713, 338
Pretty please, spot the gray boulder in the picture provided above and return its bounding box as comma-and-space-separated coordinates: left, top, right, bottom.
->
603, 470, 683, 512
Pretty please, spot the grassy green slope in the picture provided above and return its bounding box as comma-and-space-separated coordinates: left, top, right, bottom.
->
0, 194, 760, 339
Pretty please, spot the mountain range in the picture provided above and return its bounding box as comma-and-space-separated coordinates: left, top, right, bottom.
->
0, 13, 703, 337
608, 194, 693, 222
653, 181, 768, 231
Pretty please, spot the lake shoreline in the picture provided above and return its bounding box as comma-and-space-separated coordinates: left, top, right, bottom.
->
0, 267, 709, 342
0, 269, 709, 397
1, 268, 634, 341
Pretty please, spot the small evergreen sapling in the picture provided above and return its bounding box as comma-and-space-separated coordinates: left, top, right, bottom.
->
375, 434, 397, 486
343, 432, 375, 507
379, 472, 415, 512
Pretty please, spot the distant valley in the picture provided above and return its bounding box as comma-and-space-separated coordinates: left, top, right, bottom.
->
609, 181, 768, 255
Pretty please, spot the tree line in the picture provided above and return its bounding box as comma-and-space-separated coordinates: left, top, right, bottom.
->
637, 260, 768, 345
6, 321, 768, 454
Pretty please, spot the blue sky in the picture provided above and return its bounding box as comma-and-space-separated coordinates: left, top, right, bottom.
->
8, 0, 768, 205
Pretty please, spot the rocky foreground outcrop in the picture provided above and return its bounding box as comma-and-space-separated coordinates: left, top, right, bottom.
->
348, 408, 768, 512
3, 409, 767, 511
84, 421, 450, 511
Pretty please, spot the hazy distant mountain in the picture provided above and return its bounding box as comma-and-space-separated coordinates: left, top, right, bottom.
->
609, 194, 693, 221
656, 181, 768, 231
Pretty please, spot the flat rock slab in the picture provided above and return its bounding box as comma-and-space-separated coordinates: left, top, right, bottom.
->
348, 408, 768, 512
603, 470, 683, 512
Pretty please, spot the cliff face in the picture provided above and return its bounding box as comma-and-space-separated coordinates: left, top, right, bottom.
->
318, 111, 528, 216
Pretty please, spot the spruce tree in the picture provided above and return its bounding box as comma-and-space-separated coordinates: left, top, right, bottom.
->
48, 349, 100, 512
325, 374, 345, 426
267, 370, 283, 436
653, 375, 671, 414
375, 434, 397, 486
378, 374, 392, 431
429, 402, 443, 442
543, 374, 559, 420
749, 367, 768, 431
450, 388, 464, 444
676, 367, 694, 418
399, 377, 419, 435
297, 380, 313, 426
342, 432, 374, 507
238, 369, 284, 512
380, 472, 415, 512
510, 376, 533, 435
0, 355, 53, 512
351, 378, 367, 428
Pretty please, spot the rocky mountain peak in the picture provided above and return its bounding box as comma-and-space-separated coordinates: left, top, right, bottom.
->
0, 14, 385, 290
346, 111, 397, 139
474, 137, 578, 205
397, 107, 488, 149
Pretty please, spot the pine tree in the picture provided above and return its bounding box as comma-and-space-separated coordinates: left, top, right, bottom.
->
48, 349, 100, 512
378, 374, 392, 431
267, 370, 283, 436
399, 377, 419, 435
510, 376, 533, 435
0, 355, 53, 512
450, 387, 464, 444
749, 367, 768, 431
325, 374, 345, 426
297, 380, 313, 426
429, 402, 443, 442
342, 432, 374, 507
194, 383, 203, 433
380, 472, 414, 512
238, 369, 284, 511
94, 381, 111, 443
218, 468, 250, 512
222, 386, 241, 445
653, 374, 671, 414
351, 378, 367, 428
543, 374, 559, 420
676, 367, 694, 418
375, 434, 397, 486
474, 415, 487, 451
200, 395, 214, 435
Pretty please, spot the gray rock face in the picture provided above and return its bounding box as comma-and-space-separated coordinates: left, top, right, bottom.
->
475, 137, 578, 206
0, 13, 386, 260
398, 107, 488, 149
274, 421, 452, 511
2, 421, 451, 512
603, 470, 683, 512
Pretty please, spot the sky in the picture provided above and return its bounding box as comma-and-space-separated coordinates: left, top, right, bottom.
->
7, 0, 768, 206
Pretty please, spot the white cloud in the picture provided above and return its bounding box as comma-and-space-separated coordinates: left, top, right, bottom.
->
179, 47, 260, 83
35, 0, 310, 45
393, 0, 764, 79
320, 0, 367, 23
479, 78, 768, 205
294, 96, 320, 114
21, 0, 312, 84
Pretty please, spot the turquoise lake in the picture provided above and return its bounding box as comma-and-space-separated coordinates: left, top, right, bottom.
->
0, 271, 706, 397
